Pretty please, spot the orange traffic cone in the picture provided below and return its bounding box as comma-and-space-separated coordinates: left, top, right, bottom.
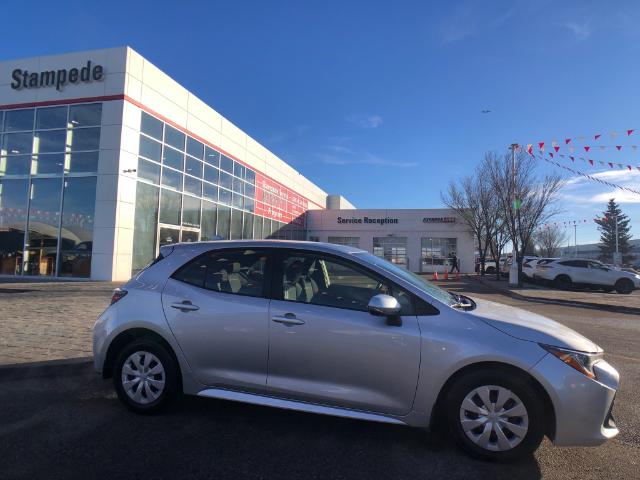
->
433, 268, 439, 281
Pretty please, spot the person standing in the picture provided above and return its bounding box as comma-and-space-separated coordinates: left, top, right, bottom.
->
450, 252, 460, 274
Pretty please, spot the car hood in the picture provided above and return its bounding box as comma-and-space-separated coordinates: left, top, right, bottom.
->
468, 298, 602, 352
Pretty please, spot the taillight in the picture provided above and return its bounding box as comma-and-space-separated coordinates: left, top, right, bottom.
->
111, 289, 128, 305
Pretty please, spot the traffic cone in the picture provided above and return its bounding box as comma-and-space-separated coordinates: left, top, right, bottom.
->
444, 268, 449, 280
433, 268, 439, 281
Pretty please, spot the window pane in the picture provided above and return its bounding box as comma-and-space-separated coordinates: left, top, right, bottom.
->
159, 189, 181, 225
58, 177, 96, 277
203, 182, 218, 201
162, 145, 183, 170
216, 205, 230, 239
219, 171, 232, 190
173, 255, 207, 287
220, 155, 233, 173
263, 218, 271, 238
185, 157, 203, 178
164, 125, 185, 150
132, 182, 159, 273
204, 165, 218, 184
139, 136, 162, 161
280, 254, 381, 310
35, 130, 66, 153
32, 153, 65, 175
219, 188, 231, 205
69, 103, 102, 127
36, 106, 67, 130
159, 226, 180, 246
4, 132, 33, 155
232, 193, 243, 209
201, 200, 217, 240
161, 167, 183, 191
0, 111, 3, 131
182, 195, 201, 227
253, 215, 263, 239
140, 112, 163, 140
69, 127, 100, 151
0, 155, 31, 175
0, 178, 29, 274
204, 147, 220, 167
184, 176, 202, 196
234, 163, 245, 179
66, 151, 98, 173
244, 196, 255, 213
5, 109, 34, 132
204, 249, 266, 297
232, 177, 244, 194
230, 209, 243, 239
186, 137, 204, 159
181, 230, 199, 242
137, 158, 161, 184
245, 169, 256, 184
245, 183, 255, 199
242, 212, 254, 239
24, 178, 62, 276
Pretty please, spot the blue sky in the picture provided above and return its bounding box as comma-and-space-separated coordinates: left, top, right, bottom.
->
3, 0, 639, 244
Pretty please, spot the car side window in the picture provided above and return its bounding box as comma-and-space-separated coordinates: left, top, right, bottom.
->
278, 253, 413, 314
172, 249, 268, 298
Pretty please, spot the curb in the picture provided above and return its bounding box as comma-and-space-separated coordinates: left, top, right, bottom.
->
0, 356, 93, 381
474, 277, 640, 315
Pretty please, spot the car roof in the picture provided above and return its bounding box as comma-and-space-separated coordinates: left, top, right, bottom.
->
163, 240, 367, 256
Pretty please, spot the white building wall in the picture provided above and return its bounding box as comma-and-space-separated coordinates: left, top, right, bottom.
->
307, 209, 475, 274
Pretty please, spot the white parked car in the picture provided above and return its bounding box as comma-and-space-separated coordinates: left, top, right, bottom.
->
534, 258, 640, 294
523, 258, 558, 281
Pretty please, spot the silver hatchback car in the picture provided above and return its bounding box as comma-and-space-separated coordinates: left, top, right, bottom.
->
93, 241, 619, 461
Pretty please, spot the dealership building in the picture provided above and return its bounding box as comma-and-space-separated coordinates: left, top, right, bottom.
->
0, 47, 473, 281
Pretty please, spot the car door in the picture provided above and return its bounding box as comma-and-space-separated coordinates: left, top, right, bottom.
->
267, 250, 422, 416
587, 261, 611, 285
162, 248, 272, 392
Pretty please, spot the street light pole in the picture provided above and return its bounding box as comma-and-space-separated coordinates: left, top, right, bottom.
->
508, 143, 519, 287
574, 223, 578, 257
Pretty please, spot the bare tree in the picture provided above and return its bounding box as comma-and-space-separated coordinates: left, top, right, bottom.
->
441, 175, 491, 275
486, 150, 564, 287
534, 224, 567, 257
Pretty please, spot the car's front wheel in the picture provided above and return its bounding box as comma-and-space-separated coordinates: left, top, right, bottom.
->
615, 278, 634, 294
554, 274, 572, 290
445, 369, 545, 462
113, 339, 179, 413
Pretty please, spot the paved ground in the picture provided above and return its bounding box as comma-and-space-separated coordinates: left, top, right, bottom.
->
0, 276, 639, 479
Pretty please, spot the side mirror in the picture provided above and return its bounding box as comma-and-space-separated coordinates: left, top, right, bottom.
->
368, 294, 401, 317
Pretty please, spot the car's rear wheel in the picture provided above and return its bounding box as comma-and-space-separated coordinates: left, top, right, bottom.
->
615, 278, 634, 294
554, 275, 572, 290
113, 339, 179, 413
445, 370, 545, 462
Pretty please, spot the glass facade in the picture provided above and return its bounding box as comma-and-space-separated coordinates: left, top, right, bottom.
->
132, 111, 306, 273
421, 237, 457, 269
0, 103, 100, 277
327, 236, 360, 248
373, 237, 408, 268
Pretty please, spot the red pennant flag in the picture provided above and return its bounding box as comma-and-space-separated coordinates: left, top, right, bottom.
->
627, 129, 634, 136
588, 159, 594, 165
628, 165, 632, 170
538, 142, 545, 150
526, 144, 533, 155
570, 156, 575, 161
616, 145, 622, 151
594, 134, 601, 140
608, 162, 613, 168
584, 146, 590, 152
554, 146, 560, 152
565, 138, 571, 144
549, 152, 554, 158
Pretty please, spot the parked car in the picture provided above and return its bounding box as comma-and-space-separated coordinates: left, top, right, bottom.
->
534, 258, 640, 294
523, 257, 558, 281
94, 241, 619, 462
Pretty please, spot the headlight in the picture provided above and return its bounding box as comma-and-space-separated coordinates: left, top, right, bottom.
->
540, 344, 603, 379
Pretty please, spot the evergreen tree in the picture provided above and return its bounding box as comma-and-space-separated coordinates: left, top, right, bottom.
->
594, 199, 635, 264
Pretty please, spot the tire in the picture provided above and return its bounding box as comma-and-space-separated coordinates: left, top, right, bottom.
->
445, 369, 545, 462
615, 278, 634, 295
554, 275, 572, 290
113, 338, 180, 414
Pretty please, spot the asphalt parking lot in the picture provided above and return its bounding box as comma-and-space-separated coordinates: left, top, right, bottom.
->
0, 277, 639, 479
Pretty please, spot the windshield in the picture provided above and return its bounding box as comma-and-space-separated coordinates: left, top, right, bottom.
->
354, 252, 456, 306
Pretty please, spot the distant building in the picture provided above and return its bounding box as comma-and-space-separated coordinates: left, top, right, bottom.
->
558, 239, 640, 265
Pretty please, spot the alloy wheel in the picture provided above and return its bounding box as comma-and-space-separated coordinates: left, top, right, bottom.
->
121, 351, 166, 404
459, 385, 529, 452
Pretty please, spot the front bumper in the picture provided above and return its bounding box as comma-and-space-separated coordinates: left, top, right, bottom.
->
531, 354, 619, 446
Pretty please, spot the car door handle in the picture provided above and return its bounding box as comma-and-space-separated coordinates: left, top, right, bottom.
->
272, 314, 305, 326
170, 300, 200, 312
